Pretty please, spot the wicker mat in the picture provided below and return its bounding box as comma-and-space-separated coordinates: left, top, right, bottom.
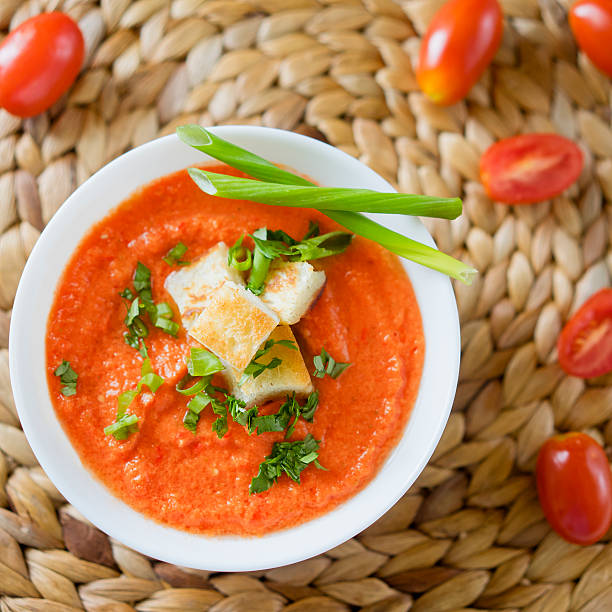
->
0, 0, 611, 610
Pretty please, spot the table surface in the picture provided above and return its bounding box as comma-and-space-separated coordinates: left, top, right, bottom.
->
0, 0, 611, 610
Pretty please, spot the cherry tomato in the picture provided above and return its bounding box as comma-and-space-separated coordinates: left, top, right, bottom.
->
0, 13, 84, 118
537, 433, 612, 545
416, 0, 503, 106
479, 133, 583, 204
558, 289, 612, 378
570, 0, 612, 78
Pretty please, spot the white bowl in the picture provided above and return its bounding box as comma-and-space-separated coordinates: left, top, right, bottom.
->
10, 127, 459, 571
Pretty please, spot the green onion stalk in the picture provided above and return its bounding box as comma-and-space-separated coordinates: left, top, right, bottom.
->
176, 124, 477, 284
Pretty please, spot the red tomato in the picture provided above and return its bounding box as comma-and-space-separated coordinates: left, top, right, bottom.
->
0, 13, 84, 118
537, 433, 612, 545
480, 133, 583, 204
558, 289, 612, 378
416, 0, 503, 106
570, 0, 612, 78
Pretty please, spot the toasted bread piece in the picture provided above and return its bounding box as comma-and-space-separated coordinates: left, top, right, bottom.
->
224, 326, 313, 407
189, 281, 279, 371
164, 242, 244, 330
260, 261, 326, 325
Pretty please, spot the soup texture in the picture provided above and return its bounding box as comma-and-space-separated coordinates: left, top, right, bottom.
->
46, 166, 424, 535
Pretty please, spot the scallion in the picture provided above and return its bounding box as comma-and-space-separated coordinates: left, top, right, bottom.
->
177, 124, 477, 284
188, 169, 462, 219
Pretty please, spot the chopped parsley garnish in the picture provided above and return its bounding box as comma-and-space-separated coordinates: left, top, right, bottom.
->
239, 337, 297, 386
227, 395, 258, 432
249, 434, 325, 495
133, 262, 151, 294
228, 236, 253, 272
240, 226, 351, 295
211, 397, 229, 438
251, 392, 319, 438
313, 348, 351, 379
163, 242, 190, 266
289, 231, 353, 262
54, 360, 78, 396
120, 262, 181, 354
104, 359, 164, 440
190, 393, 256, 438
303, 220, 320, 240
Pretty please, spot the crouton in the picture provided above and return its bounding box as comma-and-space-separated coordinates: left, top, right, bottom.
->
225, 326, 313, 407
260, 261, 326, 325
189, 281, 279, 371
164, 242, 244, 330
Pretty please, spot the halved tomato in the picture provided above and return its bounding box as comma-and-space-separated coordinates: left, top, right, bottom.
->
558, 288, 612, 378
570, 0, 612, 79
480, 133, 583, 204
537, 432, 612, 546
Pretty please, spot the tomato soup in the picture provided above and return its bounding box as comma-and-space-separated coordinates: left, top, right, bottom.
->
46, 166, 424, 535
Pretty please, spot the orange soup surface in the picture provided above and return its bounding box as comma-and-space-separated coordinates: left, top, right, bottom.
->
46, 165, 424, 535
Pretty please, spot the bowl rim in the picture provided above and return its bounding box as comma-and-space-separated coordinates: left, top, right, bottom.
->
9, 126, 460, 571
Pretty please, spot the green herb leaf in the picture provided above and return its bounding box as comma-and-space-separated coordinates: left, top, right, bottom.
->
117, 389, 138, 414
250, 229, 294, 260
53, 360, 78, 396
239, 338, 297, 386
163, 242, 190, 266
251, 391, 318, 437
249, 434, 324, 494
105, 360, 164, 440
301, 391, 319, 422
227, 235, 253, 272
211, 398, 229, 438
183, 391, 213, 433
267, 228, 298, 246
303, 221, 319, 240
137, 339, 148, 359
251, 413, 284, 434
187, 347, 224, 377
179, 127, 477, 284
124, 322, 148, 357
154, 317, 179, 336
289, 231, 352, 261
313, 348, 351, 379
155, 302, 173, 319
137, 358, 164, 393
137, 374, 164, 393
103, 413, 139, 440
122, 262, 182, 346
227, 396, 258, 432
125, 298, 141, 326
187, 169, 462, 219
133, 262, 151, 293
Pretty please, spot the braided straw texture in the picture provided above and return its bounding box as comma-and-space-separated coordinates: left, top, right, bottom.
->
0, 0, 611, 610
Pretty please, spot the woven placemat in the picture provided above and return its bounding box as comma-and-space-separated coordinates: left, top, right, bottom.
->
0, 0, 611, 610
